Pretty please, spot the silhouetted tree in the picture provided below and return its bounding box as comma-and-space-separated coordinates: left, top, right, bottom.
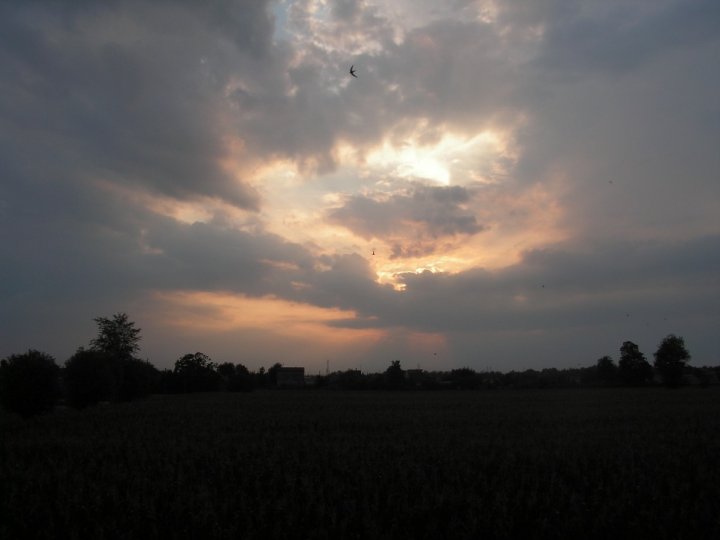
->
220, 363, 254, 392
118, 358, 159, 400
618, 341, 653, 386
0, 350, 60, 417
89, 313, 154, 401
267, 363, 283, 387
596, 356, 618, 386
217, 362, 235, 381
173, 352, 221, 392
90, 313, 141, 360
64, 349, 119, 408
654, 334, 691, 388
385, 360, 404, 389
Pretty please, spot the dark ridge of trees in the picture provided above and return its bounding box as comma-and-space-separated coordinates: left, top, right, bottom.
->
64, 348, 120, 409
63, 352, 159, 407
654, 334, 691, 388
267, 362, 283, 387
0, 350, 60, 417
384, 360, 404, 389
3, 324, 719, 418
334, 369, 368, 390
450, 367, 483, 390
118, 358, 160, 401
158, 357, 259, 394
218, 362, 255, 392
89, 312, 157, 401
168, 352, 223, 393
596, 356, 619, 386
618, 341, 654, 386
0, 316, 161, 417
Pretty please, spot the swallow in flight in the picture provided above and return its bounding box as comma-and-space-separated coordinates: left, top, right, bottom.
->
350, 65, 358, 78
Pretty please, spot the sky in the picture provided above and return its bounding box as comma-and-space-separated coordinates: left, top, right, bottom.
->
1, 0, 719, 373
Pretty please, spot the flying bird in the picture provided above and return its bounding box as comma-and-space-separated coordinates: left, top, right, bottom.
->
349, 65, 357, 78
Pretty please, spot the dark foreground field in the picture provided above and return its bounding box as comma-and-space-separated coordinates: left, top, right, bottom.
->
2, 388, 720, 539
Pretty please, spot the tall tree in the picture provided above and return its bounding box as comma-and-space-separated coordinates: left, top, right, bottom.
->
654, 334, 691, 388
618, 341, 654, 386
90, 313, 141, 361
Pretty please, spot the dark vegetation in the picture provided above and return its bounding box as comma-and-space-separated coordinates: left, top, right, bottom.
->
0, 314, 717, 418
0, 349, 59, 418
2, 389, 720, 538
2, 315, 719, 537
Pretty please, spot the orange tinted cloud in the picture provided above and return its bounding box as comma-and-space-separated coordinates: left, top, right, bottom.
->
150, 290, 385, 347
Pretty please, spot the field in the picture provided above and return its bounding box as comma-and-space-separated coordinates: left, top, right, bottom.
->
2, 388, 720, 539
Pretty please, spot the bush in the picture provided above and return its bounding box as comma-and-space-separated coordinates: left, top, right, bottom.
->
118, 358, 159, 401
172, 352, 222, 393
64, 349, 120, 409
0, 350, 60, 417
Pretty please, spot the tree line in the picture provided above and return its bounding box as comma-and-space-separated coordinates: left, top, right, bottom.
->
321, 337, 714, 391
1, 313, 716, 418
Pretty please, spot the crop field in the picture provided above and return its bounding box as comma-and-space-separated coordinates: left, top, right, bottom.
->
2, 388, 720, 539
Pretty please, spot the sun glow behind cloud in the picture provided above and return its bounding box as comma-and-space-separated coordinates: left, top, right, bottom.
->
2, 0, 717, 373
242, 117, 566, 294
366, 128, 518, 186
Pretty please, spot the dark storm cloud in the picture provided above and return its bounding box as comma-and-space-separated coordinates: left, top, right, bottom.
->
331, 0, 363, 22
328, 183, 484, 257
0, 186, 314, 306
488, 0, 720, 249
325, 235, 720, 337
501, 0, 720, 75
2, 0, 718, 370
140, 216, 317, 297
0, 186, 323, 361
0, 1, 269, 208
294, 252, 397, 315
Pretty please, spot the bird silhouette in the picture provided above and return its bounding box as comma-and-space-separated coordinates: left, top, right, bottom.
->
350, 65, 357, 78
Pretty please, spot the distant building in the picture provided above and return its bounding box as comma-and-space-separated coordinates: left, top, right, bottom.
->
276, 367, 305, 388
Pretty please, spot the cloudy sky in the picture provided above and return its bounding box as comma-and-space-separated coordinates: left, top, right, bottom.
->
2, 0, 718, 372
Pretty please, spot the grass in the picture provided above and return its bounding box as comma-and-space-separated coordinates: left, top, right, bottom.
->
2, 388, 720, 539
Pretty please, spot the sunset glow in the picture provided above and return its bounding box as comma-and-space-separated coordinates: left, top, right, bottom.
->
2, 0, 718, 371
